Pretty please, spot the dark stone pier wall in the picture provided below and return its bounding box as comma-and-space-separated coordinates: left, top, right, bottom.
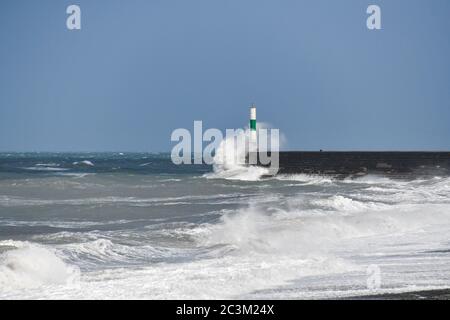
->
253, 152, 450, 176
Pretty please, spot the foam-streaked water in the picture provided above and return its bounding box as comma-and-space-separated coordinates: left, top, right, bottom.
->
1, 153, 450, 299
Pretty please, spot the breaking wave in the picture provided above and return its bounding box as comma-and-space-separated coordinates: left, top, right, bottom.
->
0, 241, 80, 290
205, 124, 281, 181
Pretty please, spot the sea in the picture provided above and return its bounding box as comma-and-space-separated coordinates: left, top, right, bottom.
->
1, 152, 450, 299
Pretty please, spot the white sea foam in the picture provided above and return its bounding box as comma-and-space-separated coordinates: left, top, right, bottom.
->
139, 162, 151, 166
0, 193, 251, 207
72, 160, 94, 166
206, 165, 269, 181
0, 219, 133, 229
194, 203, 448, 255
54, 172, 93, 178
274, 174, 334, 185
311, 195, 389, 213
35, 163, 60, 167
21, 166, 68, 172
158, 178, 182, 182
342, 175, 402, 185
0, 241, 80, 291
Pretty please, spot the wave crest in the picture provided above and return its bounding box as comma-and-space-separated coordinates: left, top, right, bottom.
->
0, 241, 80, 290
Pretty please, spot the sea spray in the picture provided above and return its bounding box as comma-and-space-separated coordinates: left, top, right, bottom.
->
0, 241, 80, 290
206, 123, 283, 181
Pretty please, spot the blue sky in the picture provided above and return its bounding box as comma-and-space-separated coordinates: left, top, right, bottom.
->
0, 0, 449, 151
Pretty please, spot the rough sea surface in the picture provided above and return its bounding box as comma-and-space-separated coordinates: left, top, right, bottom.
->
1, 152, 450, 299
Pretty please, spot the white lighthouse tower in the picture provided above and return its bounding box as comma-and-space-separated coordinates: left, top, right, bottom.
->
248, 104, 257, 164
250, 104, 257, 142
